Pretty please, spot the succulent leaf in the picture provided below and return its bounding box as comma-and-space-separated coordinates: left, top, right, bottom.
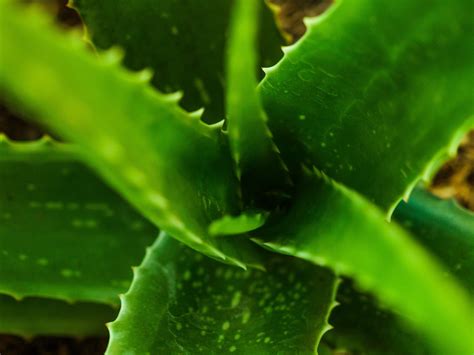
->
209, 211, 269, 237
225, 0, 292, 207
106, 233, 338, 354
0, 2, 262, 268
0, 294, 115, 338
252, 169, 473, 354
72, 0, 284, 120
259, 0, 474, 214
324, 190, 474, 354
323, 281, 433, 355
394, 188, 474, 294
0, 136, 156, 304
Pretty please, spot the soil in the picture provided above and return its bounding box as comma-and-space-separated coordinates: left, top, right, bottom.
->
0, 0, 472, 354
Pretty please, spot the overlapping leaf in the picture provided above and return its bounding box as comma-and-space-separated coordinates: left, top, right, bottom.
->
260, 0, 474, 213
394, 188, 474, 294
323, 190, 474, 354
323, 281, 432, 355
0, 294, 115, 337
252, 169, 473, 354
0, 136, 155, 304
225, 0, 291, 207
107, 233, 338, 354
0, 1, 261, 268
73, 0, 283, 120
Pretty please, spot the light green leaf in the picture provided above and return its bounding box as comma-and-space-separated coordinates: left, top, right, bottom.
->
226, 0, 291, 206
0, 1, 261, 268
107, 233, 338, 354
0, 294, 115, 337
73, 0, 283, 120
394, 188, 474, 294
252, 169, 473, 354
0, 136, 155, 304
209, 211, 269, 237
259, 0, 474, 213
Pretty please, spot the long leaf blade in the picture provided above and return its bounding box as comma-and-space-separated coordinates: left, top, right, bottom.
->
226, 0, 291, 207
252, 169, 473, 354
259, 0, 474, 213
0, 1, 260, 268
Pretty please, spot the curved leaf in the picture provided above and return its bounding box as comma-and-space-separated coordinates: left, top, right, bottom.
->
0, 294, 115, 338
259, 0, 474, 213
0, 1, 261, 268
252, 169, 473, 354
0, 136, 155, 304
73, 0, 283, 120
107, 233, 338, 354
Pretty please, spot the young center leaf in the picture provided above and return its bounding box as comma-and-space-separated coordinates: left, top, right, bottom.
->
225, 0, 292, 207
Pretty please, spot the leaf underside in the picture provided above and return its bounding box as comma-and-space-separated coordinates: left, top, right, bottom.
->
0, 136, 156, 304
260, 0, 474, 213
252, 170, 473, 354
107, 234, 338, 354
0, 1, 262, 268
73, 0, 283, 121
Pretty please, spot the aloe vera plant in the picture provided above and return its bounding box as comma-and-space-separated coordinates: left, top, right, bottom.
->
0, 0, 473, 353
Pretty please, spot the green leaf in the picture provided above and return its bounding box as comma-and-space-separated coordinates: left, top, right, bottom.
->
0, 136, 155, 304
0, 1, 261, 268
259, 0, 474, 213
0, 294, 115, 337
323, 191, 474, 354
225, 0, 291, 206
252, 169, 473, 354
394, 188, 474, 294
323, 281, 433, 355
73, 0, 283, 120
107, 233, 338, 354
209, 211, 269, 237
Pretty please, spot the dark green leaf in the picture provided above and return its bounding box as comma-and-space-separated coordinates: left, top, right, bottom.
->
394, 188, 474, 294
0, 136, 155, 304
73, 0, 283, 120
0, 294, 115, 337
323, 281, 433, 355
